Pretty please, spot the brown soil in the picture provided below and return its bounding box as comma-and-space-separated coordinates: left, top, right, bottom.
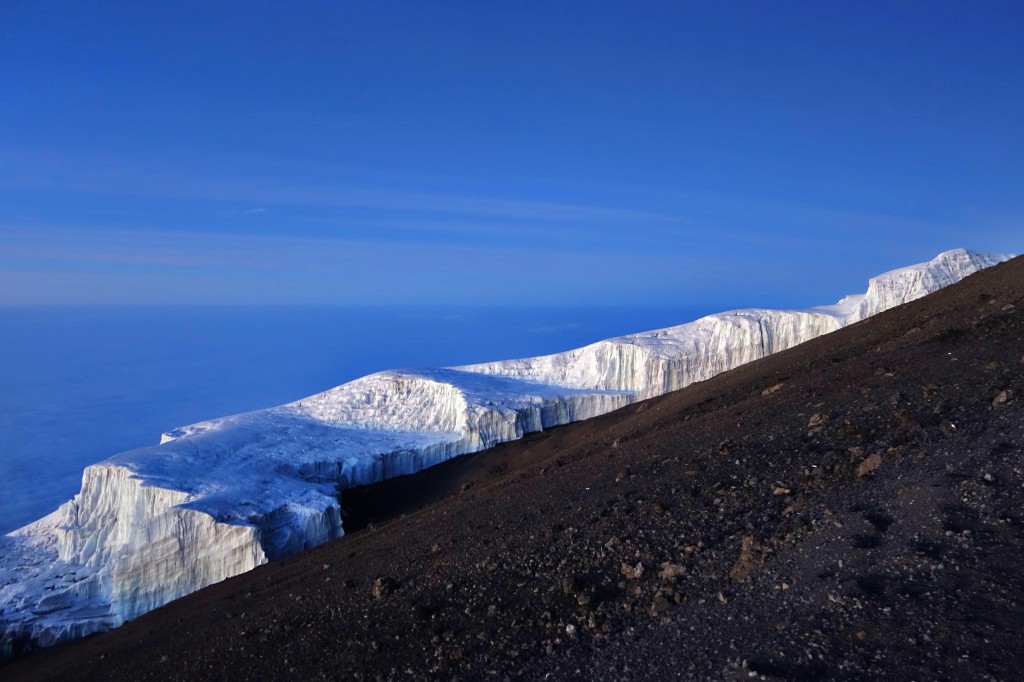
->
5, 257, 1023, 681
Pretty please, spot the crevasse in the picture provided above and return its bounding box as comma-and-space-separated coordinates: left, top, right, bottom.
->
0, 248, 1010, 658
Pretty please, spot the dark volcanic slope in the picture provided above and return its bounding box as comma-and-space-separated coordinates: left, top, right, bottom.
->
6, 258, 1023, 682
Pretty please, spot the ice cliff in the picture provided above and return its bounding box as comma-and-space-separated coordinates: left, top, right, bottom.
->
0, 248, 1010, 657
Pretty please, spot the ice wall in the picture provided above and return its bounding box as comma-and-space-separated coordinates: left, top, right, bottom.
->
0, 248, 1009, 658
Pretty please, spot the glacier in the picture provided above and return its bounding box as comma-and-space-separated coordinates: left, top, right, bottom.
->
0, 248, 1011, 658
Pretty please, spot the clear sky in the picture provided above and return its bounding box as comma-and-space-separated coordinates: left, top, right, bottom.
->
1, 1, 1021, 307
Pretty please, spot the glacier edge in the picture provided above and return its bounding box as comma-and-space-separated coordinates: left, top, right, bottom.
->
0, 248, 1011, 658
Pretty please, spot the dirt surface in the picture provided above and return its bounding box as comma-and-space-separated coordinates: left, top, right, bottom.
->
5, 257, 1023, 682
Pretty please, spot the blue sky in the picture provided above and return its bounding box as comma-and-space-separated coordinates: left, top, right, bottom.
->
1, 1, 1021, 307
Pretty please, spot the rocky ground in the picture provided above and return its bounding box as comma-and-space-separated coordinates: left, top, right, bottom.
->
4, 256, 1023, 681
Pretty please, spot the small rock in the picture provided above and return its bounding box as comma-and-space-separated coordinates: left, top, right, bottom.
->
772, 486, 791, 496
808, 413, 828, 428
857, 453, 883, 478
729, 535, 766, 581
992, 389, 1012, 407
371, 577, 395, 600
621, 561, 645, 580
650, 593, 671, 615
803, 468, 823, 491
565, 624, 577, 638
762, 382, 784, 396
658, 562, 686, 583
782, 499, 805, 517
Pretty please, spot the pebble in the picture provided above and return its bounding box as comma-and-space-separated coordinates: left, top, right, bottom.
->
857, 453, 883, 478
808, 413, 828, 428
992, 389, 1012, 407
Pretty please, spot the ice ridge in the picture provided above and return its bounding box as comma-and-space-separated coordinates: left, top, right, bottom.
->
0, 248, 1010, 658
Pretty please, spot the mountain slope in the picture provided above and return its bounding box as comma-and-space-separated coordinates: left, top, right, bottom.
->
1, 249, 1007, 655
4, 253, 1021, 681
